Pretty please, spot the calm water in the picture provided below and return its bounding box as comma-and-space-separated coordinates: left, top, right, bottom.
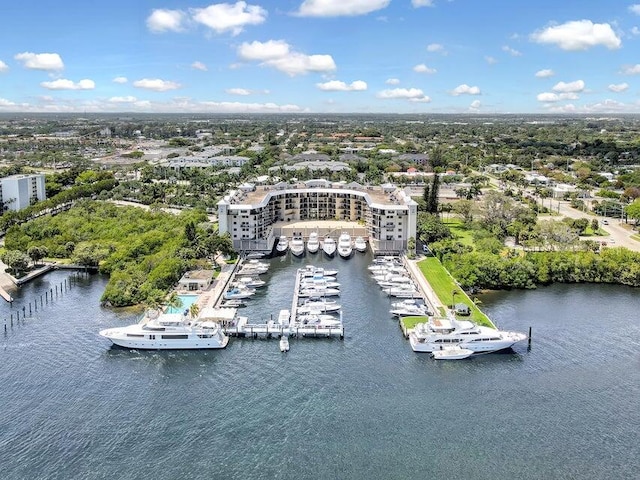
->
1, 255, 639, 480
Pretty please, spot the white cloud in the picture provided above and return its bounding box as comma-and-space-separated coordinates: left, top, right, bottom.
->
297, 0, 390, 17
412, 0, 435, 7
238, 40, 290, 61
536, 92, 580, 102
620, 64, 640, 75
192, 1, 267, 35
608, 83, 629, 93
413, 64, 437, 74
385, 78, 400, 85
198, 101, 305, 113
426, 43, 445, 53
112, 76, 128, 84
484, 56, 498, 65
530, 20, 621, 51
146, 9, 186, 33
316, 80, 367, 91
108, 96, 138, 103
40, 78, 95, 90
0, 60, 8, 72
0, 98, 16, 107
535, 69, 554, 78
502, 45, 522, 56
470, 100, 481, 110
237, 40, 336, 76
133, 78, 181, 91
552, 80, 584, 93
191, 61, 208, 71
226, 88, 251, 95
376, 87, 430, 102
14, 52, 64, 71
631, 26, 640, 36
450, 84, 481, 96
629, 5, 640, 15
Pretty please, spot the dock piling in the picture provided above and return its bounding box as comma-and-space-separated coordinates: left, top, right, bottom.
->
528, 326, 532, 349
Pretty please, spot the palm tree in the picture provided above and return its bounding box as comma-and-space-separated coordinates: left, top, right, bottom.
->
189, 303, 200, 319
165, 292, 183, 312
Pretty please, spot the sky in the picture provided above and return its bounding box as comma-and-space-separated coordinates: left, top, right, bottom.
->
2, 0, 640, 114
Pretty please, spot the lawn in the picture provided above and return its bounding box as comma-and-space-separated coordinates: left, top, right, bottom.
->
443, 218, 474, 247
632, 234, 640, 243
400, 315, 429, 331
417, 256, 494, 328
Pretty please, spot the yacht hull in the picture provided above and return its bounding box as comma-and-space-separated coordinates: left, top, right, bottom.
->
101, 332, 229, 350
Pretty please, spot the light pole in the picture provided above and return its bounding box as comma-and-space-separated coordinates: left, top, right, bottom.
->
451, 290, 458, 310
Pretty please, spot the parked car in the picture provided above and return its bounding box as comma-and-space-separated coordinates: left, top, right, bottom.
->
602, 219, 609, 225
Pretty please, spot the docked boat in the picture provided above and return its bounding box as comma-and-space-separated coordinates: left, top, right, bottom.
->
354, 236, 367, 253
409, 317, 528, 353
99, 310, 229, 350
290, 236, 305, 257
301, 266, 338, 277
279, 335, 290, 352
300, 279, 341, 289
307, 232, 320, 254
390, 299, 431, 317
297, 313, 342, 327
431, 345, 474, 360
276, 235, 289, 253
224, 286, 256, 300
337, 232, 352, 258
322, 236, 336, 257
220, 299, 246, 308
383, 285, 421, 298
297, 299, 342, 313
235, 276, 266, 288
298, 286, 340, 298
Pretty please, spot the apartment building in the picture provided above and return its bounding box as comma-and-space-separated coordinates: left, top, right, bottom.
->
218, 179, 417, 254
0, 174, 46, 212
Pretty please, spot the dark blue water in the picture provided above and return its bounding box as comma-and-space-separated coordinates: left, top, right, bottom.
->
1, 256, 638, 480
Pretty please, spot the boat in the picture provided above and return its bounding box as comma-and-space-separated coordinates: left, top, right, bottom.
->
307, 232, 320, 254
279, 335, 290, 352
290, 236, 305, 257
300, 279, 341, 289
223, 286, 256, 300
408, 316, 528, 353
382, 285, 421, 298
354, 236, 367, 253
337, 232, 353, 258
390, 299, 431, 317
220, 299, 246, 308
276, 235, 289, 253
297, 299, 342, 313
234, 276, 266, 288
431, 345, 474, 360
99, 310, 229, 350
322, 236, 336, 257
297, 313, 342, 327
298, 286, 340, 298
301, 266, 338, 277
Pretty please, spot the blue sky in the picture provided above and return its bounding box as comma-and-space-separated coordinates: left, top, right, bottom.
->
1, 0, 640, 114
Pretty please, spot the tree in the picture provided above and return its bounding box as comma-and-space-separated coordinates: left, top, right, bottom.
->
625, 198, 640, 226
189, 303, 200, 319
422, 184, 431, 211
165, 292, 184, 311
27, 246, 48, 266
591, 218, 600, 232
426, 173, 440, 213
1, 250, 31, 275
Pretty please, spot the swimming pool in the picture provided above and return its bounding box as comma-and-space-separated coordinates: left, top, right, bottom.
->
166, 294, 199, 314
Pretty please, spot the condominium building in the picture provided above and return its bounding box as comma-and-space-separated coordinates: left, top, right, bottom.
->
218, 179, 418, 254
0, 174, 46, 212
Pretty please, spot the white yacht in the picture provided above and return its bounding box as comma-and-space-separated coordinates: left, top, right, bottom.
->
297, 313, 342, 327
279, 335, 290, 352
322, 236, 336, 257
383, 285, 421, 298
99, 311, 229, 350
300, 278, 341, 289
337, 232, 353, 258
409, 317, 528, 354
354, 236, 367, 253
301, 266, 338, 277
431, 345, 474, 360
298, 286, 340, 298
224, 286, 256, 300
297, 299, 341, 313
276, 235, 289, 253
235, 276, 266, 288
290, 236, 305, 257
307, 232, 320, 254
390, 299, 431, 317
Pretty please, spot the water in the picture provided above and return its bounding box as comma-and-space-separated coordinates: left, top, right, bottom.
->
1, 257, 639, 480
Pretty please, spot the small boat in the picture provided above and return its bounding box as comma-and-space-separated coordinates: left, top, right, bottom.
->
235, 276, 266, 288
298, 299, 341, 313
279, 335, 290, 352
221, 299, 246, 308
390, 299, 431, 317
297, 314, 342, 327
322, 236, 336, 257
338, 232, 353, 258
307, 232, 320, 254
301, 266, 338, 277
354, 236, 367, 252
300, 279, 341, 289
276, 235, 289, 253
290, 236, 305, 256
223, 286, 256, 300
431, 346, 474, 360
298, 286, 340, 297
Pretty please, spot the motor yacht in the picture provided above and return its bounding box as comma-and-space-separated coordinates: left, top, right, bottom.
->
390, 299, 431, 317
301, 266, 338, 277
337, 232, 353, 258
383, 285, 421, 298
297, 299, 341, 313
297, 313, 342, 327
354, 236, 367, 253
322, 236, 336, 257
298, 286, 340, 298
290, 236, 305, 257
300, 278, 341, 289
99, 310, 229, 350
409, 317, 528, 353
235, 276, 266, 288
276, 235, 289, 254
224, 286, 256, 300
307, 232, 320, 254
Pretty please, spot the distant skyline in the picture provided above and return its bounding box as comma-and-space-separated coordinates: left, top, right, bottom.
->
2, 1, 640, 114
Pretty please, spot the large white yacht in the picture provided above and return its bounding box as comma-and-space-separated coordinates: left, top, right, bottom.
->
307, 232, 320, 254
100, 311, 229, 350
298, 286, 340, 298
297, 299, 342, 313
337, 232, 353, 258
301, 266, 338, 277
409, 316, 527, 354
390, 299, 431, 317
276, 235, 289, 253
354, 236, 367, 253
322, 236, 336, 257
290, 236, 305, 257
